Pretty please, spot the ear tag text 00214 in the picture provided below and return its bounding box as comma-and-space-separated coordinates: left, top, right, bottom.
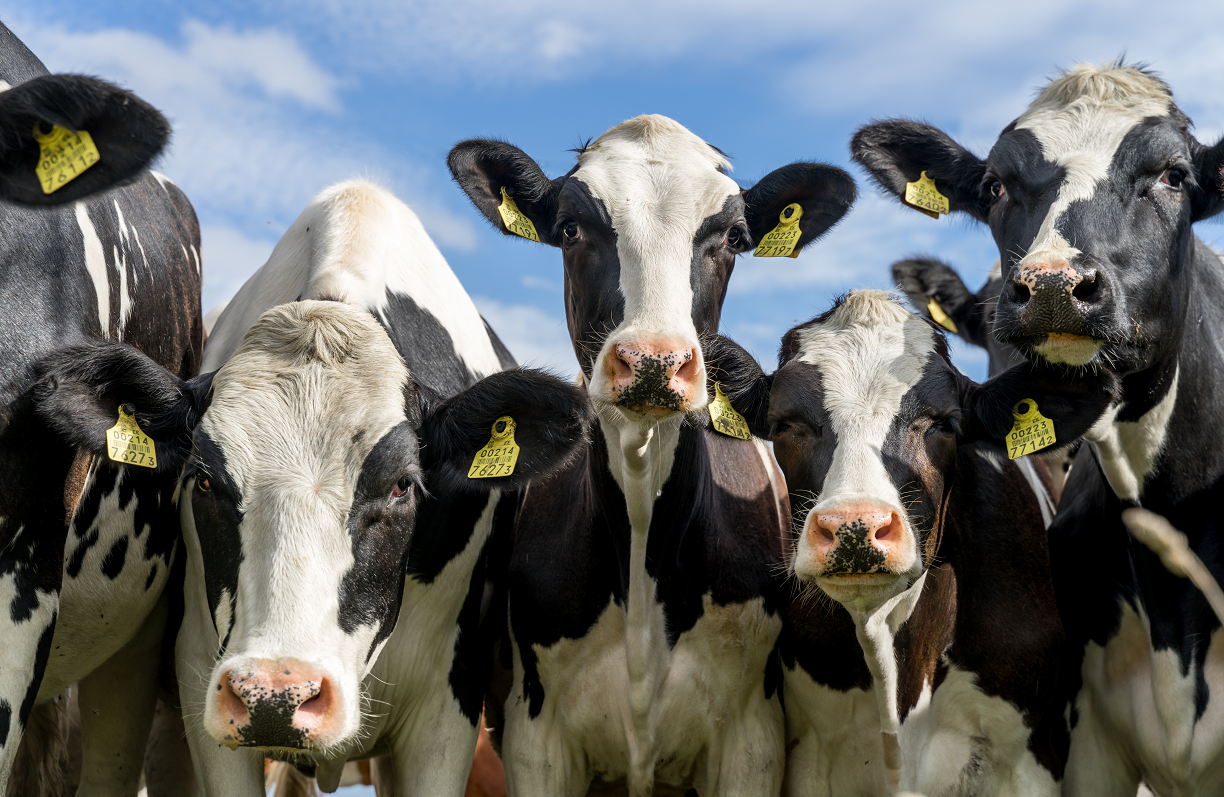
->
904, 171, 949, 219
106, 404, 157, 469
34, 124, 100, 195
498, 187, 540, 242
927, 298, 958, 333
1006, 399, 1056, 460
753, 203, 803, 258
468, 415, 521, 478
709, 383, 752, 440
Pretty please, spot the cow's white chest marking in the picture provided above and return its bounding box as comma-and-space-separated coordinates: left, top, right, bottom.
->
1086, 366, 1179, 502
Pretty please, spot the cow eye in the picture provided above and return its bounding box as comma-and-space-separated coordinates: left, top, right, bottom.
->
197, 477, 211, 493
1161, 167, 1187, 189
725, 227, 744, 249
391, 476, 413, 500
990, 181, 1005, 198
561, 220, 580, 242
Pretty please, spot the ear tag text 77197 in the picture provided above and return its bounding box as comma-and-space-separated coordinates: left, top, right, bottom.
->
1006, 399, 1056, 460
927, 298, 958, 333
753, 203, 803, 258
904, 171, 949, 219
498, 187, 540, 242
709, 383, 752, 440
34, 124, 100, 195
468, 416, 520, 478
106, 404, 157, 469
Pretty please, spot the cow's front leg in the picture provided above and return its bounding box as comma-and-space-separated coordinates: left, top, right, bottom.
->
500, 699, 586, 797
702, 692, 785, 797
386, 697, 480, 796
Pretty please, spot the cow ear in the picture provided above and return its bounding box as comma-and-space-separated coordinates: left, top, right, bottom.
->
0, 75, 170, 205
417, 368, 593, 495
891, 257, 992, 348
703, 335, 773, 438
851, 120, 989, 223
447, 139, 564, 246
962, 361, 1120, 448
1190, 134, 1224, 222
30, 340, 211, 474
743, 163, 856, 255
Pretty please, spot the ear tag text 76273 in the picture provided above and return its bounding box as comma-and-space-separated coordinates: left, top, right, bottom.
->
903, 171, 949, 219
753, 203, 803, 258
468, 416, 520, 478
709, 383, 752, 440
34, 124, 100, 195
106, 404, 157, 469
1006, 399, 1056, 460
927, 298, 958, 333
498, 187, 540, 242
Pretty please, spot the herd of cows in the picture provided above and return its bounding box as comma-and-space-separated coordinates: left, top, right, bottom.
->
1, 18, 1223, 797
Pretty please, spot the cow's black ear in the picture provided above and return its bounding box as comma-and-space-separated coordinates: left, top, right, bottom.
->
418, 368, 593, 495
704, 335, 773, 438
743, 163, 856, 255
0, 75, 170, 205
891, 257, 991, 349
29, 340, 211, 474
851, 120, 989, 223
962, 361, 1120, 448
1190, 134, 1224, 221
447, 139, 565, 246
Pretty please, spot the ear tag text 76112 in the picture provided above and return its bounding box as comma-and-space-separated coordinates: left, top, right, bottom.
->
498, 187, 540, 242
106, 404, 157, 469
753, 203, 803, 258
927, 298, 958, 333
468, 416, 520, 478
709, 383, 752, 440
34, 124, 100, 195
1006, 399, 1056, 460
904, 171, 949, 219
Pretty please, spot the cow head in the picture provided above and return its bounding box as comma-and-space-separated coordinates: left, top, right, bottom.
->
449, 115, 855, 426
707, 291, 1117, 614
853, 63, 1224, 374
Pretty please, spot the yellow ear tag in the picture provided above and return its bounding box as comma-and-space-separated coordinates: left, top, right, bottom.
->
34, 124, 100, 195
903, 171, 949, 219
753, 203, 803, 258
497, 187, 540, 242
1006, 399, 1056, 460
708, 382, 752, 440
106, 404, 157, 469
468, 415, 521, 478
927, 298, 958, 333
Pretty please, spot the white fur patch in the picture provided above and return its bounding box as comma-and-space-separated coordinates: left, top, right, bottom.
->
75, 202, 109, 338
1086, 366, 1179, 501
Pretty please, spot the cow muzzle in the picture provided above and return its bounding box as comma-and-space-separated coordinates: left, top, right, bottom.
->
795, 504, 918, 607
602, 337, 703, 416
999, 257, 1107, 365
207, 658, 342, 751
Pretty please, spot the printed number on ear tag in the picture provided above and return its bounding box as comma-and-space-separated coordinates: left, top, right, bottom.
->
709, 383, 752, 440
753, 203, 803, 258
498, 187, 540, 242
106, 404, 157, 469
34, 124, 100, 195
927, 298, 958, 333
1006, 399, 1056, 460
904, 171, 949, 219
468, 416, 521, 478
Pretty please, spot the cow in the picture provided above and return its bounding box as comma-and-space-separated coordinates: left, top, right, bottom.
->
705, 289, 1118, 796
852, 61, 1224, 795
0, 22, 203, 796
448, 114, 856, 796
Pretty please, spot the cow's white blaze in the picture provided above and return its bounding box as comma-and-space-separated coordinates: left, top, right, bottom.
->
75, 202, 110, 338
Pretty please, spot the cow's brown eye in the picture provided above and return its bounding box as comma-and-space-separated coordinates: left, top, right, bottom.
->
561, 221, 579, 242
990, 181, 1005, 198
1161, 167, 1187, 189
197, 478, 211, 492
391, 476, 412, 499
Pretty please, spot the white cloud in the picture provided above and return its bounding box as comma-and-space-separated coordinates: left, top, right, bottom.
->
472, 295, 578, 377
199, 224, 278, 311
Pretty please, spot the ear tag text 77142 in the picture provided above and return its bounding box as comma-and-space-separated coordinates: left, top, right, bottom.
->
468, 416, 520, 478
106, 404, 157, 469
904, 171, 949, 219
753, 203, 803, 258
498, 187, 540, 242
1006, 399, 1056, 460
709, 383, 752, 440
34, 124, 100, 195
927, 298, 958, 333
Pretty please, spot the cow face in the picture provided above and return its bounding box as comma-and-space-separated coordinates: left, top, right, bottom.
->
449, 116, 855, 425
853, 63, 1224, 374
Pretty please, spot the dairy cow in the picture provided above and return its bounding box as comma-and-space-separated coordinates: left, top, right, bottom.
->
854, 62, 1224, 795
0, 23, 202, 795
707, 290, 1117, 796
450, 115, 855, 796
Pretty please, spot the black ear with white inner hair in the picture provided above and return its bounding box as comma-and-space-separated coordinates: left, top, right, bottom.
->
743, 162, 856, 255
447, 139, 565, 246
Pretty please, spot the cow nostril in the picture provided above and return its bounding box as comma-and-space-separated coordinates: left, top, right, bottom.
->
1072, 273, 1099, 302
1010, 281, 1031, 303
676, 351, 699, 382
874, 514, 901, 543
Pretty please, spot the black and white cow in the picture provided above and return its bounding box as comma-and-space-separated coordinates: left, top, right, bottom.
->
707, 290, 1117, 795
854, 62, 1224, 795
0, 22, 203, 795
449, 115, 856, 795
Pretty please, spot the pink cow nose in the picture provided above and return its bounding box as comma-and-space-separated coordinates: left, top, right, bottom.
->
214, 659, 335, 749
607, 340, 702, 415
809, 507, 904, 575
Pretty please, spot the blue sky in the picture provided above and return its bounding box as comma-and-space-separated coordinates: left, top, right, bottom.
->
8, 0, 1224, 383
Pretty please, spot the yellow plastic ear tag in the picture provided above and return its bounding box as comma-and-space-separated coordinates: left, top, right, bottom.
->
927, 298, 958, 333
903, 171, 949, 219
708, 383, 752, 440
753, 203, 803, 258
106, 405, 157, 469
34, 124, 100, 195
1006, 399, 1056, 460
497, 187, 540, 242
468, 416, 521, 478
